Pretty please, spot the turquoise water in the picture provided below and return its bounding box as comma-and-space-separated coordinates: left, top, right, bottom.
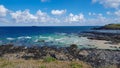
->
0, 26, 120, 50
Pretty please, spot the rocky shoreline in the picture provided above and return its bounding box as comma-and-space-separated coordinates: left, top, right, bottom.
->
0, 44, 120, 68
82, 24, 120, 44
82, 32, 120, 44
92, 24, 120, 30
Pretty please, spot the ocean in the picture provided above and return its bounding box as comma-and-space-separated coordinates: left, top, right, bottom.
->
0, 26, 97, 47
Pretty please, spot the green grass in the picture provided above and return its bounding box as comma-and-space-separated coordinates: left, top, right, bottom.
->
104, 24, 120, 29
70, 62, 83, 68
0, 57, 92, 68
43, 57, 56, 63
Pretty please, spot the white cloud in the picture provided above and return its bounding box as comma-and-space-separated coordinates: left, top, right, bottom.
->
51, 9, 66, 15
36, 10, 59, 23
36, 10, 47, 16
36, 10, 48, 23
10, 9, 38, 23
1, 4, 120, 26
10, 10, 110, 26
10, 9, 60, 24
0, 5, 8, 17
92, 0, 120, 9
105, 10, 120, 17
65, 13, 85, 23
114, 10, 120, 16
0, 18, 9, 23
86, 14, 111, 26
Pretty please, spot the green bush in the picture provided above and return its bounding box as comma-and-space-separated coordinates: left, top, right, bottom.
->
70, 63, 83, 68
43, 57, 56, 63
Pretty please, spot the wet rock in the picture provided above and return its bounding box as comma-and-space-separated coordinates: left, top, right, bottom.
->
37, 40, 45, 42
69, 44, 78, 50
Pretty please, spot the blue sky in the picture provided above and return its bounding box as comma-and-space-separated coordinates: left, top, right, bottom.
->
0, 0, 120, 26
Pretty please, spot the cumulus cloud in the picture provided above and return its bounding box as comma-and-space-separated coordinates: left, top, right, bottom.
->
36, 10, 60, 23
65, 13, 85, 23
1, 4, 120, 26
92, 0, 120, 9
10, 9, 60, 23
51, 9, 66, 15
9, 9, 111, 26
36, 10, 49, 23
0, 5, 8, 17
10, 9, 38, 23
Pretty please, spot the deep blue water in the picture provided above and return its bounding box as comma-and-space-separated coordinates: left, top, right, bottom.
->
0, 26, 96, 38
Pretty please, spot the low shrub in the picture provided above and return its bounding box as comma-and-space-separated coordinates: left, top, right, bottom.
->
70, 62, 83, 68
43, 56, 56, 63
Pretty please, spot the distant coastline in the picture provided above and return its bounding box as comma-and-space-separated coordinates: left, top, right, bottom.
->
93, 24, 120, 30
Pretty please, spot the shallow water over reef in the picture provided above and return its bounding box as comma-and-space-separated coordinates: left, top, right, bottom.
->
0, 26, 94, 47
0, 33, 93, 48
0, 26, 120, 50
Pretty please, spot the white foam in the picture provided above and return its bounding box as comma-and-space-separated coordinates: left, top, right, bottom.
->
6, 37, 15, 41
25, 36, 32, 39
18, 36, 32, 39
58, 33, 66, 35
18, 36, 24, 39
39, 36, 49, 39
34, 39, 39, 42
48, 36, 54, 40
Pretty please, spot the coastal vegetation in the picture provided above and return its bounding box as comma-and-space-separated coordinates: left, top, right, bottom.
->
94, 24, 120, 30
70, 62, 83, 68
0, 58, 91, 68
43, 56, 56, 63
104, 24, 120, 29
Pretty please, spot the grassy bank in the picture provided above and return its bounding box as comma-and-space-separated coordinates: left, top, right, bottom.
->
0, 57, 92, 68
104, 24, 120, 29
